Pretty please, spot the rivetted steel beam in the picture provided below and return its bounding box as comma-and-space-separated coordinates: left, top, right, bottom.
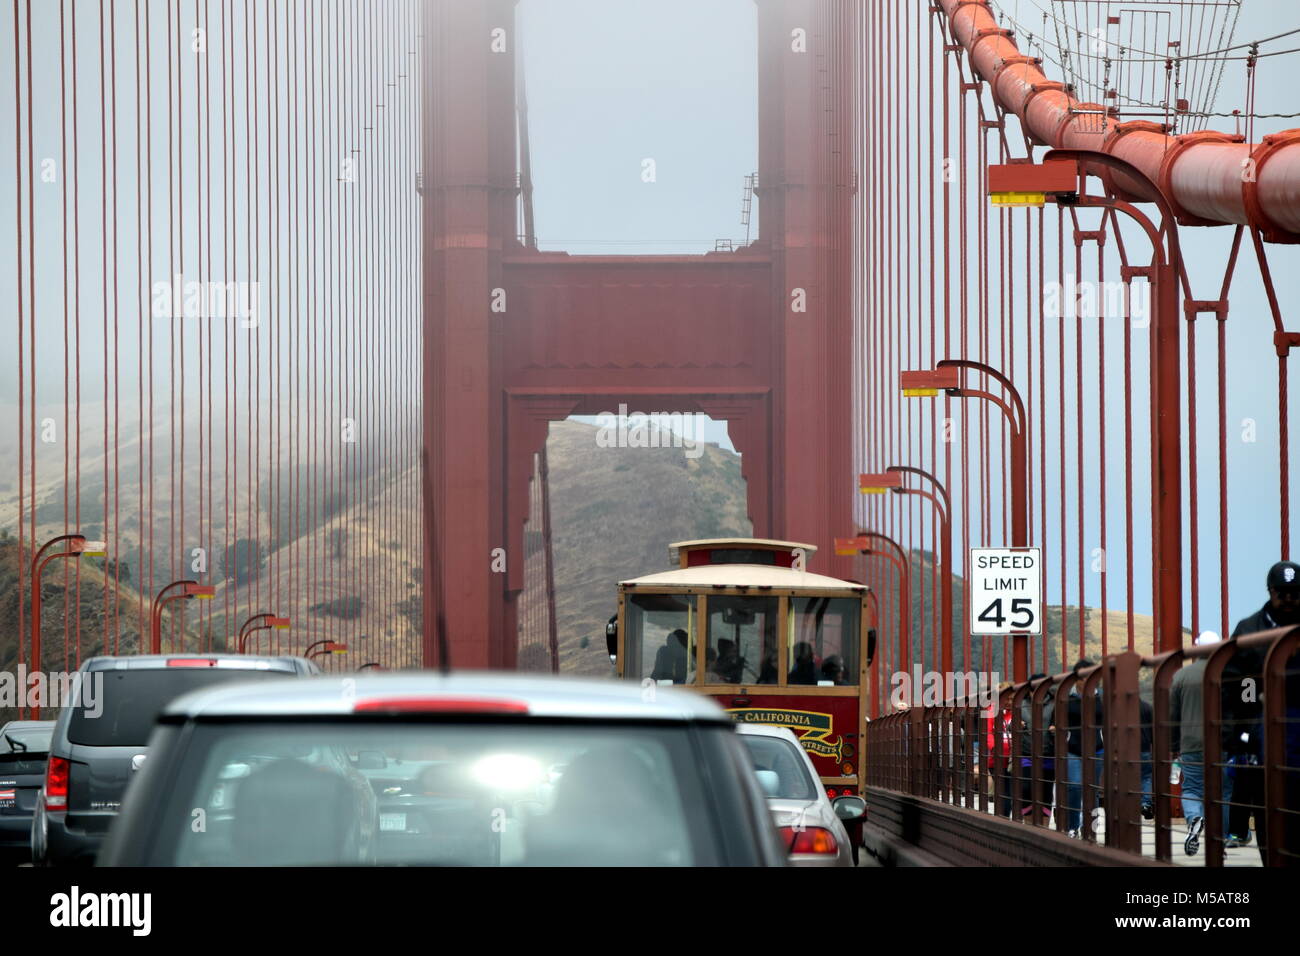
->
939, 0, 1300, 241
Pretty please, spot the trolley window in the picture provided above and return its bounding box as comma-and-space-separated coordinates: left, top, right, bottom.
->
787, 597, 859, 685
704, 595, 778, 685
625, 593, 698, 685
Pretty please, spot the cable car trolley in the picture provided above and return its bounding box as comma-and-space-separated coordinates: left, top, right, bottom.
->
609, 538, 873, 798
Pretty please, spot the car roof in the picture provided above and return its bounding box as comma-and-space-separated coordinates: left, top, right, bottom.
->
80, 653, 313, 672
161, 671, 735, 722
0, 720, 57, 732
735, 722, 804, 744
620, 565, 867, 592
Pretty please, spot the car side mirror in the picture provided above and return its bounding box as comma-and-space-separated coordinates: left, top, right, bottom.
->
605, 616, 618, 659
831, 795, 867, 822
755, 770, 781, 797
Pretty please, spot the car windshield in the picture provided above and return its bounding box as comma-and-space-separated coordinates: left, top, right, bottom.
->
67, 669, 292, 747
740, 734, 817, 801
159, 721, 711, 866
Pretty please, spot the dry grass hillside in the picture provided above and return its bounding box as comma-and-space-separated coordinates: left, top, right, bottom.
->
0, 407, 1170, 683
206, 466, 423, 668
542, 419, 752, 675
0, 531, 200, 723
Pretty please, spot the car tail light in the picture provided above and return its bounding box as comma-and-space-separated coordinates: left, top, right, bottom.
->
779, 825, 838, 855
45, 756, 70, 811
167, 658, 217, 667
352, 696, 529, 715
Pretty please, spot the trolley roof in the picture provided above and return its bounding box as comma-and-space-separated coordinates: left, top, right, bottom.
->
669, 537, 818, 554
620, 564, 867, 593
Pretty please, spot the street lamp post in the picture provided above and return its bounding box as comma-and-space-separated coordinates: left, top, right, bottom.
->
901, 360, 1030, 681
303, 640, 348, 662
862, 467, 953, 676
840, 531, 912, 704
28, 534, 106, 719
150, 580, 216, 654
238, 614, 291, 654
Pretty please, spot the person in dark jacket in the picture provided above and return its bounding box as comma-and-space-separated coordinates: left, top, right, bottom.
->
1226, 560, 1300, 863
788, 642, 817, 685
1064, 660, 1104, 837
650, 629, 690, 683
1018, 674, 1055, 822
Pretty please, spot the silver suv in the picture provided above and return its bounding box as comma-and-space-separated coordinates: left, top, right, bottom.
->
98, 673, 789, 866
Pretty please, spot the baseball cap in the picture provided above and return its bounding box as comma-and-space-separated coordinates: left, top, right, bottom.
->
1266, 560, 1300, 590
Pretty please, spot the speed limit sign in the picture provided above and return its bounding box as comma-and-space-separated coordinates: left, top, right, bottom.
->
969, 548, 1042, 636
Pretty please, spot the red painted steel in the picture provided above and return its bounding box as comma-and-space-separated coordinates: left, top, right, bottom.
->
939, 0, 1300, 241
423, 0, 856, 667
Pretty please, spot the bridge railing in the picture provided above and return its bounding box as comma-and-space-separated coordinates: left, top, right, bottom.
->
865, 628, 1300, 866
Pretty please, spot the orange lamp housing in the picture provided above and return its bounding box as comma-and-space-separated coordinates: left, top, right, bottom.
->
899, 367, 961, 396
858, 472, 903, 494
833, 536, 869, 556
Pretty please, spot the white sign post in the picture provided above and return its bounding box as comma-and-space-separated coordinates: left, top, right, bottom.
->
969, 548, 1042, 636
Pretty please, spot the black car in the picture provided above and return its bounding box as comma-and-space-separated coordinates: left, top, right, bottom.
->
0, 720, 56, 863
32, 653, 319, 866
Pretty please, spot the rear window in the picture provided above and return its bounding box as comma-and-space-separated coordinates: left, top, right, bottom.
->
2, 725, 54, 754
67, 669, 292, 747
150, 721, 718, 866
740, 734, 817, 800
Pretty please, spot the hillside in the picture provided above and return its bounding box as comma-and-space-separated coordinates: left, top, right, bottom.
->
542, 419, 752, 675
0, 407, 1168, 683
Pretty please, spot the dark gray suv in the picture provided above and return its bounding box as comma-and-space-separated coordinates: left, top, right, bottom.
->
32, 653, 319, 866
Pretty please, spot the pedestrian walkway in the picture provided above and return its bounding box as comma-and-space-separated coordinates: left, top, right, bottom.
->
956, 788, 1264, 866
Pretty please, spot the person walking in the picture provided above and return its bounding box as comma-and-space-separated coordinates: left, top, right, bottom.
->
1064, 660, 1104, 838
1138, 694, 1154, 821
1171, 632, 1226, 856
986, 693, 1014, 817
1018, 674, 1055, 823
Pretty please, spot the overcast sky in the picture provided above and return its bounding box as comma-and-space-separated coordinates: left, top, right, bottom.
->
3, 0, 1299, 635
519, 0, 1300, 634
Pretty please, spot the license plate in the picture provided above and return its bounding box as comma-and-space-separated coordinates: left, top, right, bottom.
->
380, 812, 407, 832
